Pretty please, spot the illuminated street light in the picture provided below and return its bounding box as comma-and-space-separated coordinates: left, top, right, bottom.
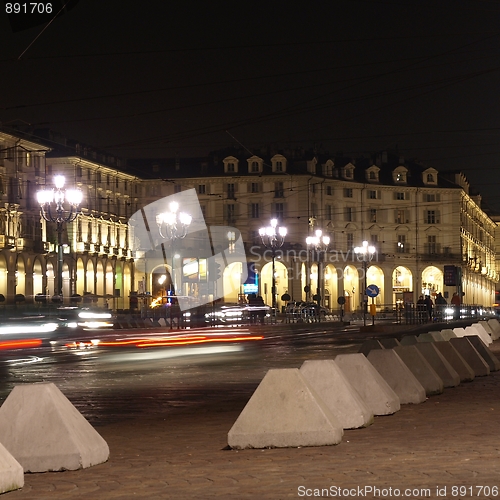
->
156, 201, 192, 295
37, 175, 83, 301
306, 229, 330, 311
259, 218, 287, 317
354, 240, 376, 327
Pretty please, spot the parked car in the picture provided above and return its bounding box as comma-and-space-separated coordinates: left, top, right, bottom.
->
285, 301, 329, 321
204, 304, 271, 325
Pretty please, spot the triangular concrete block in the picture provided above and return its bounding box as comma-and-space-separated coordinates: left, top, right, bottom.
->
0, 383, 109, 472
414, 343, 460, 387
367, 349, 426, 404
478, 321, 494, 336
228, 369, 343, 449
400, 335, 418, 345
358, 339, 384, 356
334, 353, 400, 415
433, 341, 475, 382
300, 360, 374, 428
379, 338, 401, 348
450, 337, 490, 377
463, 336, 500, 372
439, 329, 457, 341
471, 323, 493, 345
428, 331, 445, 341
0, 442, 23, 493
465, 325, 491, 346
417, 333, 436, 343
487, 319, 500, 340
394, 345, 444, 395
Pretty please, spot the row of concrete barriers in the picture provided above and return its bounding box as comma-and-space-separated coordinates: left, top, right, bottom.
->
227, 318, 500, 449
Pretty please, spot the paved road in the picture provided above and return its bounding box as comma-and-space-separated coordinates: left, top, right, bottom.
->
2, 319, 498, 499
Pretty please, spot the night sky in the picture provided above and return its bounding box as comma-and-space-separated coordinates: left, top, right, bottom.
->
2, 1, 500, 209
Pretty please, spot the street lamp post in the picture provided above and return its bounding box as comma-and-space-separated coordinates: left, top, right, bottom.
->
306, 229, 330, 311
156, 201, 192, 296
37, 175, 83, 301
259, 218, 287, 319
354, 240, 376, 327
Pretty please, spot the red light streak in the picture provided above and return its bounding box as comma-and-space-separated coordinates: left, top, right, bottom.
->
65, 335, 263, 349
0, 339, 42, 350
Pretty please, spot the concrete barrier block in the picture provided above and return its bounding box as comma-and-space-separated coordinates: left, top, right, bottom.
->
453, 327, 466, 338
0, 442, 23, 494
464, 336, 500, 372
487, 319, 500, 340
300, 360, 373, 429
334, 353, 400, 415
449, 338, 490, 377
471, 323, 493, 345
0, 383, 110, 472
465, 325, 491, 346
400, 335, 418, 345
367, 349, 426, 404
439, 329, 457, 341
414, 343, 460, 387
228, 369, 343, 449
428, 331, 446, 341
416, 333, 436, 343
358, 339, 384, 356
393, 345, 444, 396
433, 342, 475, 382
379, 338, 401, 348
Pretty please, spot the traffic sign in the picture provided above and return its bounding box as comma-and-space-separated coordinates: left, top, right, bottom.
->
365, 284, 380, 298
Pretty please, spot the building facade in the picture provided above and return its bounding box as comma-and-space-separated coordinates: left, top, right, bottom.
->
132, 150, 498, 312
0, 126, 496, 313
0, 129, 139, 309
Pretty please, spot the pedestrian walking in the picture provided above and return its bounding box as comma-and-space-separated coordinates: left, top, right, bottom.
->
424, 295, 434, 321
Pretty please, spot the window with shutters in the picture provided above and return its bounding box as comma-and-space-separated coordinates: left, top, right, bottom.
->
227, 183, 236, 199
396, 234, 407, 253
274, 203, 285, 220
250, 203, 260, 218
426, 210, 439, 224
345, 207, 354, 222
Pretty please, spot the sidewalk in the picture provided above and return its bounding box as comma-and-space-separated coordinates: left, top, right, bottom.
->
5, 340, 500, 499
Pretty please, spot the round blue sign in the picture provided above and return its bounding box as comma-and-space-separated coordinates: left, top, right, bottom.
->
365, 284, 380, 298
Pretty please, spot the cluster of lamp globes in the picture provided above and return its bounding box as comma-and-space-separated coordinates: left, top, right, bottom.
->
36, 175, 83, 209
156, 201, 193, 240
259, 218, 287, 246
36, 175, 83, 226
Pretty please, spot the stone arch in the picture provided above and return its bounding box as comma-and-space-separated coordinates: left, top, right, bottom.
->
392, 266, 413, 307
260, 260, 288, 309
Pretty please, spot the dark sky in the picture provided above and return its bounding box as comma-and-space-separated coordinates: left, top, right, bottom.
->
2, 1, 500, 209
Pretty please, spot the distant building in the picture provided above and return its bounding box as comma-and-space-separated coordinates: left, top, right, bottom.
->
130, 149, 497, 311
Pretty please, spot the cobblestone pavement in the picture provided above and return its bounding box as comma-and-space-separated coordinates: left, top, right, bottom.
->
4, 340, 500, 500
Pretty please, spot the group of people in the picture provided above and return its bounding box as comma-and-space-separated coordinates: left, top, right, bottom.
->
417, 291, 461, 321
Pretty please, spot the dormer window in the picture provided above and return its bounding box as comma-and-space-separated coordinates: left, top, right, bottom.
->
366, 165, 380, 183
223, 156, 239, 174
423, 168, 438, 185
322, 160, 334, 177
342, 163, 355, 180
247, 155, 263, 174
393, 166, 408, 184
271, 154, 287, 173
